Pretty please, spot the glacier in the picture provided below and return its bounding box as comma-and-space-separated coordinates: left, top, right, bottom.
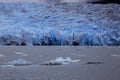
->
0, 2, 120, 46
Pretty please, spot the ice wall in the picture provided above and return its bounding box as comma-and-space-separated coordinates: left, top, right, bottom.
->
0, 2, 120, 46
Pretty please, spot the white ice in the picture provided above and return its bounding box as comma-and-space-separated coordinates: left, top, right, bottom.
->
1, 65, 15, 68
14, 52, 28, 56
0, 54, 5, 57
44, 57, 80, 65
6, 59, 32, 66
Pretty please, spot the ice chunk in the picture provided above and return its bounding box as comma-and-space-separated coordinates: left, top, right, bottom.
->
14, 52, 28, 56
42, 57, 80, 65
112, 54, 120, 58
1, 65, 15, 68
6, 59, 32, 66
0, 54, 5, 57
66, 57, 80, 62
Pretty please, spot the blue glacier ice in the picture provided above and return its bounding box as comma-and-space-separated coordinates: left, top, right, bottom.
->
0, 2, 120, 46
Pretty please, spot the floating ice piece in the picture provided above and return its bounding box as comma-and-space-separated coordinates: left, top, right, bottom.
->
6, 59, 32, 66
1, 65, 15, 68
78, 55, 87, 57
42, 57, 80, 65
43, 61, 63, 65
14, 52, 28, 56
0, 54, 5, 57
64, 57, 80, 62
112, 54, 120, 57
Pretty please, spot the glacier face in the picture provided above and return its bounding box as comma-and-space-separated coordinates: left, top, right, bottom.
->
0, 2, 120, 46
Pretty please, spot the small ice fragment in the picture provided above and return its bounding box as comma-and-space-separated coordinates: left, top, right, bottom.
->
112, 54, 118, 56
64, 46, 67, 48
112, 54, 120, 57
54, 57, 80, 63
66, 57, 71, 60
0, 54, 5, 57
54, 57, 66, 62
6, 59, 32, 66
78, 55, 87, 57
1, 65, 15, 68
14, 52, 28, 56
66, 57, 80, 62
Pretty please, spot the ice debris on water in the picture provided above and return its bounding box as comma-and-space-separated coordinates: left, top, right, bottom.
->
1, 65, 15, 68
15, 52, 28, 56
6, 59, 32, 66
0, 54, 5, 57
42, 57, 80, 65
112, 54, 120, 58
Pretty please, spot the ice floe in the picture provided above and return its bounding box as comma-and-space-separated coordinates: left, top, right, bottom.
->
112, 54, 120, 58
14, 52, 28, 56
6, 59, 32, 66
1, 65, 15, 68
42, 57, 80, 65
0, 54, 5, 57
